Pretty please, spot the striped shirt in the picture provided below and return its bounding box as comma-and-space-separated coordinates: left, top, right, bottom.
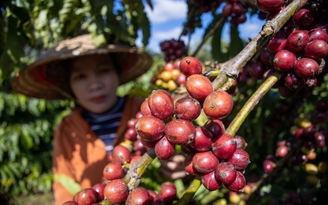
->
81, 97, 126, 153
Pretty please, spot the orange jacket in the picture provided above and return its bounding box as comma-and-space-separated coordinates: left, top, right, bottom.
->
52, 96, 143, 205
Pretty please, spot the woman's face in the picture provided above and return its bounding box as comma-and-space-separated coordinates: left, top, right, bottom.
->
69, 54, 119, 114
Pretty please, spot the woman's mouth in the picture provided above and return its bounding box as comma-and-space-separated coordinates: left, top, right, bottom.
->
91, 95, 106, 103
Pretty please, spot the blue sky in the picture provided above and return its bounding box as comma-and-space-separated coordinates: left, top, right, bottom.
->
136, 0, 266, 53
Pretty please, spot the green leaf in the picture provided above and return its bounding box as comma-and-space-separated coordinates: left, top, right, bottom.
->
229, 25, 244, 59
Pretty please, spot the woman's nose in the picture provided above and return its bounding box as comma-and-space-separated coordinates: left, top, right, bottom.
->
88, 75, 102, 90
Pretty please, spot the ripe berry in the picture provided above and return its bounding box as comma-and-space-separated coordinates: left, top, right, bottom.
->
249, 62, 267, 79
155, 136, 175, 160
103, 162, 124, 180
126, 187, 153, 205
212, 133, 237, 160
203, 119, 225, 141
203, 91, 233, 119
174, 96, 201, 121
234, 135, 248, 150
136, 116, 165, 142
273, 49, 296, 72
256, 0, 284, 13
92, 183, 105, 201
179, 56, 203, 76
286, 30, 309, 52
227, 149, 251, 170
303, 40, 328, 59
215, 162, 237, 185
73, 188, 99, 205
293, 8, 314, 28
62, 201, 78, 205
185, 74, 213, 102
140, 98, 152, 116
148, 89, 174, 120
202, 170, 222, 191
263, 159, 276, 172
284, 71, 305, 90
190, 126, 213, 152
226, 171, 246, 192
308, 28, 328, 42
165, 119, 196, 145
192, 151, 219, 174
276, 145, 289, 157
294, 58, 319, 78
111, 145, 131, 164
267, 35, 287, 54
159, 182, 177, 204
184, 153, 199, 175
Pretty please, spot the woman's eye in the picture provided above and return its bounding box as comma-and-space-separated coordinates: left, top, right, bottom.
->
72, 73, 86, 80
98, 67, 112, 74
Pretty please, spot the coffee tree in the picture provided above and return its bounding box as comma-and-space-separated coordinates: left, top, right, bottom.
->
1, 0, 328, 204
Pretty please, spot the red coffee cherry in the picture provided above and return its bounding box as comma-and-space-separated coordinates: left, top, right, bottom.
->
201, 170, 222, 191
126, 187, 153, 205
267, 35, 287, 54
174, 96, 201, 121
103, 162, 124, 180
273, 49, 296, 72
203, 91, 233, 120
204, 119, 225, 141
256, 0, 285, 13
294, 57, 319, 78
154, 136, 175, 160
284, 71, 305, 91
185, 74, 213, 102
226, 171, 246, 192
215, 162, 237, 185
136, 116, 165, 142
293, 8, 314, 28
303, 40, 328, 59
148, 89, 174, 120
192, 151, 219, 174
226, 149, 251, 170
212, 133, 237, 160
111, 145, 131, 164
165, 119, 196, 145
286, 30, 309, 52
158, 182, 177, 205
179, 56, 203, 76
73, 188, 99, 205
190, 126, 213, 152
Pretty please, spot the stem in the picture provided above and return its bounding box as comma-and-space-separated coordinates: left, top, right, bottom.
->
124, 149, 157, 189
225, 72, 281, 136
174, 175, 202, 205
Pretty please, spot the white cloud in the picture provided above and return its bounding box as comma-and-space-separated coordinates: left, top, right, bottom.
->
153, 26, 182, 40
145, 0, 187, 24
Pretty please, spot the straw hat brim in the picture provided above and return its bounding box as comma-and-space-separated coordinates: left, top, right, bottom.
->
11, 34, 153, 100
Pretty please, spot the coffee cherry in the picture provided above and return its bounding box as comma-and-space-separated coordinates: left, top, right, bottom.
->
294, 58, 319, 78
256, 0, 284, 13
92, 183, 105, 201
125, 127, 138, 141
234, 135, 248, 150
315, 99, 328, 111
158, 182, 177, 204
73, 188, 99, 205
185, 74, 213, 102
215, 162, 237, 185
227, 149, 251, 170
286, 30, 309, 52
303, 39, 328, 59
293, 8, 314, 28
249, 62, 267, 79
226, 171, 246, 192
201, 170, 221, 191
284, 71, 305, 90
263, 159, 276, 173
267, 35, 287, 54
184, 153, 199, 175
204, 119, 225, 141
192, 151, 219, 174
276, 145, 288, 157
222, 3, 233, 17
165, 119, 196, 145
148, 89, 174, 120
203, 91, 233, 119
140, 98, 152, 116
135, 116, 165, 142
273, 49, 296, 72
174, 96, 201, 121
212, 133, 237, 160
111, 145, 131, 164
103, 162, 124, 180
278, 84, 295, 98
190, 126, 213, 152
126, 187, 153, 205
155, 136, 175, 160
179, 56, 203, 76
308, 28, 328, 42
148, 190, 164, 205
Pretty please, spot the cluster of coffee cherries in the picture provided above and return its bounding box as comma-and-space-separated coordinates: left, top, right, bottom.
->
160, 39, 187, 62
192, 0, 221, 13
222, 0, 247, 26
243, 1, 328, 98
136, 56, 250, 193
151, 60, 186, 91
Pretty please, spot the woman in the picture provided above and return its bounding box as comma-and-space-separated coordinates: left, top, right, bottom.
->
11, 34, 153, 205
